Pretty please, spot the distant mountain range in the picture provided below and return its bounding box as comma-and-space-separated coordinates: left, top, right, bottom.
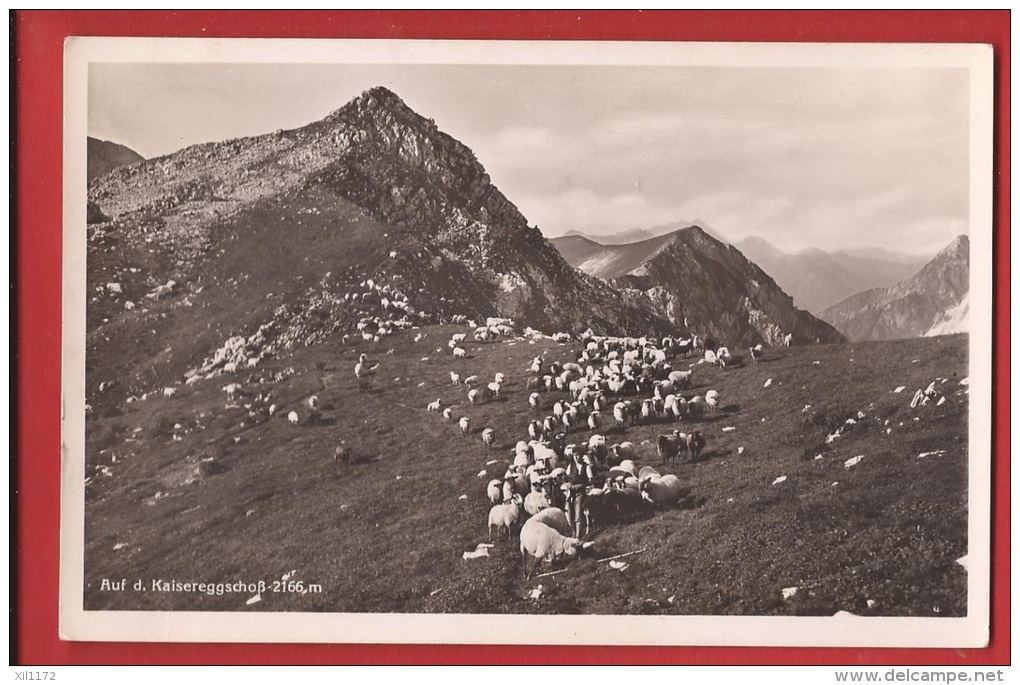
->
732, 237, 930, 315
555, 228, 930, 316
87, 136, 144, 182
819, 235, 969, 341
558, 221, 729, 247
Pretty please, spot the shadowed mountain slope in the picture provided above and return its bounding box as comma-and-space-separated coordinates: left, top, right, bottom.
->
819, 236, 970, 341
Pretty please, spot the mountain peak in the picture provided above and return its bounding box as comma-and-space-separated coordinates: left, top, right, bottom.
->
944, 234, 969, 253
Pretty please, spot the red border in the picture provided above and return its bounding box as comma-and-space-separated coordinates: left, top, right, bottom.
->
15, 10, 1009, 665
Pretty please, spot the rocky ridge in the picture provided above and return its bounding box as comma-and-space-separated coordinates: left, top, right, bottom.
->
819, 236, 970, 341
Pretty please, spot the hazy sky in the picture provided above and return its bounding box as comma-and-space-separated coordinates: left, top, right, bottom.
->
89, 62, 971, 255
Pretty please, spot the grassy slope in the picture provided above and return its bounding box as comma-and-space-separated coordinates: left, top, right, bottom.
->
84, 330, 968, 617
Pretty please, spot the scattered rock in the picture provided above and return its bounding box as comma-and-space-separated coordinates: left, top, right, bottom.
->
844, 455, 864, 469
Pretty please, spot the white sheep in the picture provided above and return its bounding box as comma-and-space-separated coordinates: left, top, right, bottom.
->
459, 416, 471, 436
610, 441, 636, 463
464, 375, 479, 387
222, 383, 242, 399
587, 411, 601, 431
482, 428, 496, 453
530, 506, 571, 536
784, 333, 793, 347
494, 372, 505, 384
487, 478, 504, 505
639, 473, 683, 506
427, 398, 442, 412
442, 407, 453, 422
524, 489, 553, 517
453, 346, 467, 359
519, 517, 586, 580
308, 395, 320, 409
162, 387, 176, 398
613, 401, 628, 428
528, 392, 540, 410
468, 388, 481, 405
288, 411, 299, 425
486, 381, 502, 398
450, 371, 461, 385
488, 495, 524, 541
705, 389, 720, 414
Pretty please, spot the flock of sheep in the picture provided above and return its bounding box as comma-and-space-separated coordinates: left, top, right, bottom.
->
414, 322, 753, 580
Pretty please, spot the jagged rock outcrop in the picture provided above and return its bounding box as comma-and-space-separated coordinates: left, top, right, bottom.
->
85, 86, 675, 405
556, 226, 844, 347
820, 236, 969, 341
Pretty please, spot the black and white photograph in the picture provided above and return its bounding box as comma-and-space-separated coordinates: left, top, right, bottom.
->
60, 38, 993, 646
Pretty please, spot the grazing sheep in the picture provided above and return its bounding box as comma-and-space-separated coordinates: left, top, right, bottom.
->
524, 489, 553, 516
543, 415, 557, 435
669, 370, 693, 390
288, 411, 299, 425
482, 428, 496, 453
607, 459, 637, 481
638, 465, 661, 481
468, 389, 481, 405
453, 346, 467, 359
588, 434, 608, 465
657, 433, 680, 464
162, 387, 176, 398
531, 506, 571, 536
685, 430, 706, 462
528, 420, 543, 441
442, 407, 453, 422
640, 399, 655, 424
553, 401, 565, 419
784, 333, 793, 347
639, 474, 683, 507
459, 416, 471, 436
427, 398, 442, 412
688, 396, 706, 417
334, 443, 352, 464
494, 372, 505, 384
464, 375, 480, 387
562, 409, 577, 433
750, 344, 764, 363
486, 381, 502, 399
671, 396, 688, 420
450, 371, 461, 385
222, 383, 242, 399
519, 517, 585, 580
504, 470, 530, 498
613, 402, 628, 429
705, 390, 720, 414
487, 478, 504, 504
587, 411, 601, 431
609, 441, 636, 464
451, 333, 467, 343
488, 495, 524, 541
529, 392, 540, 410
